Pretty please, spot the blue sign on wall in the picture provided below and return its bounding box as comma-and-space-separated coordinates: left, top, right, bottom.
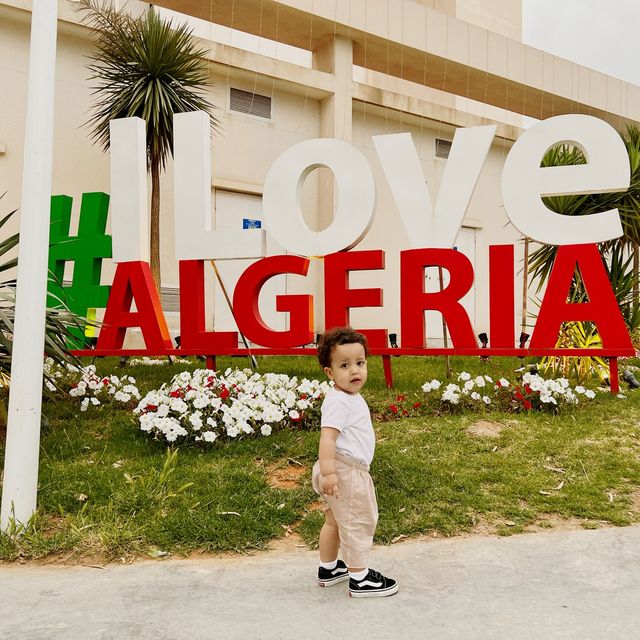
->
243, 218, 262, 229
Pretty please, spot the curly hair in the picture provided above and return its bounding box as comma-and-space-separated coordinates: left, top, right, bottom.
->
317, 326, 369, 368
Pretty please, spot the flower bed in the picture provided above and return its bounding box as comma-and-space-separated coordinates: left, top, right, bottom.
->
44, 358, 141, 411
134, 368, 332, 444
384, 371, 600, 418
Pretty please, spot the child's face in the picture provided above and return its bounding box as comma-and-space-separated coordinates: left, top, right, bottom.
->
324, 342, 368, 394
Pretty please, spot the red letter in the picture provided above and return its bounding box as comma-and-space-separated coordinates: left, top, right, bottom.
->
233, 255, 313, 348
324, 250, 388, 348
489, 244, 515, 348
97, 261, 172, 351
400, 248, 476, 348
179, 261, 237, 351
530, 244, 633, 350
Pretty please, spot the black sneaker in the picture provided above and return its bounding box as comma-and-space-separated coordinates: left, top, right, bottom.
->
318, 560, 349, 587
349, 569, 398, 598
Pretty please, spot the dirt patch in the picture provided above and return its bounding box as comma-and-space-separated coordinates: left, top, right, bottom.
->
264, 459, 307, 489
306, 499, 325, 512
468, 514, 499, 536
524, 514, 594, 533
466, 420, 504, 438
628, 490, 640, 514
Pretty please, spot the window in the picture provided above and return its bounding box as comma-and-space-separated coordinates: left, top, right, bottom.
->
229, 88, 272, 119
435, 138, 452, 159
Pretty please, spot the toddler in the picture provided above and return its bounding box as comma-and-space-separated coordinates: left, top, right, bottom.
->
312, 326, 398, 598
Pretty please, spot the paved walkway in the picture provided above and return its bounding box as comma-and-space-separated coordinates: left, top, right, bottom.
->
2, 525, 640, 640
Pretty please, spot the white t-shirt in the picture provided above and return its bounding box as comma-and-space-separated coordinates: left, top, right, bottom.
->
320, 388, 375, 465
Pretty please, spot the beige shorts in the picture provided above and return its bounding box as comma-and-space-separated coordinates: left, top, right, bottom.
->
312, 453, 378, 568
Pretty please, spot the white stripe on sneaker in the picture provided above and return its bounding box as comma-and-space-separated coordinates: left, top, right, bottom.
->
355, 579, 383, 588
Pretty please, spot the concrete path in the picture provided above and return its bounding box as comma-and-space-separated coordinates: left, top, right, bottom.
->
2, 525, 640, 640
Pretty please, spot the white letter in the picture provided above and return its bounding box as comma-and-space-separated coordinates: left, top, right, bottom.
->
262, 138, 375, 257
110, 117, 149, 262
501, 114, 629, 245
174, 111, 264, 259
372, 126, 495, 248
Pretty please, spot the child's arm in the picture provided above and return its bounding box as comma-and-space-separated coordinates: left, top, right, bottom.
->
318, 427, 341, 499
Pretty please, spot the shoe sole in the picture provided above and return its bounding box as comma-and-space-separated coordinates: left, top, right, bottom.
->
349, 583, 399, 598
318, 574, 350, 587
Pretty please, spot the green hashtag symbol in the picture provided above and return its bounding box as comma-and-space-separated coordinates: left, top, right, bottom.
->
48, 192, 112, 348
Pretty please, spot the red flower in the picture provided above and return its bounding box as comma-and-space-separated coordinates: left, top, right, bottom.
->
389, 404, 399, 414
523, 399, 532, 410
169, 389, 183, 398
145, 404, 158, 412
220, 386, 230, 400
412, 401, 422, 409
402, 409, 409, 416
102, 378, 109, 386
524, 384, 532, 395
396, 394, 406, 402
514, 387, 523, 400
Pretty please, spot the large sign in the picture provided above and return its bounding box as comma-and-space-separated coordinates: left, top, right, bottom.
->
69, 113, 634, 357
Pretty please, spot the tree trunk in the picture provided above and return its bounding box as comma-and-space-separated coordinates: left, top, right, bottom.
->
634, 242, 639, 309
150, 159, 161, 292
521, 237, 529, 336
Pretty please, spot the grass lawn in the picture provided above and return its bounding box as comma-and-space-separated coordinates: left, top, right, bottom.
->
1, 354, 640, 563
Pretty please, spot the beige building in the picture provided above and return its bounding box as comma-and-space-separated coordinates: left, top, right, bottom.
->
1, 0, 639, 348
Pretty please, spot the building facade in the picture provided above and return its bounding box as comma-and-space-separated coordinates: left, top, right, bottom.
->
1, 0, 639, 348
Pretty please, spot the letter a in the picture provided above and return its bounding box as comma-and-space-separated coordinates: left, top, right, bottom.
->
530, 244, 633, 351
97, 262, 172, 351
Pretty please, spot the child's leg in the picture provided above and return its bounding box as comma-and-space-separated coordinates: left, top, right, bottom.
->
318, 508, 340, 562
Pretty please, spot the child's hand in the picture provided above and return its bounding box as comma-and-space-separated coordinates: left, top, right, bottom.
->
320, 473, 340, 499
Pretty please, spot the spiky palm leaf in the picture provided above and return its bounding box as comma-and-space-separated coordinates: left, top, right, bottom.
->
0, 198, 85, 413
529, 137, 640, 331
78, 0, 216, 289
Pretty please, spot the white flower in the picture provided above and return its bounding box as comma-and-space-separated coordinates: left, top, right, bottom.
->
289, 409, 300, 420
617, 393, 627, 399
482, 396, 491, 404
202, 431, 217, 442
80, 398, 90, 412
498, 378, 510, 387
584, 389, 595, 399
575, 386, 585, 394
470, 392, 481, 401
464, 380, 475, 391
429, 379, 441, 390
474, 376, 486, 387
189, 411, 203, 430
261, 424, 272, 436
458, 372, 471, 381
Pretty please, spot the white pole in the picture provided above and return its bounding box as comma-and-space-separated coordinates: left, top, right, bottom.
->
1, 2, 58, 531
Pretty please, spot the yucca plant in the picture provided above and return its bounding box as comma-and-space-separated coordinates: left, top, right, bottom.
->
78, 0, 216, 291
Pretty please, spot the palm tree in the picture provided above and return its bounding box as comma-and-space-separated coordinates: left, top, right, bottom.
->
78, 1, 216, 290
529, 133, 640, 324
526, 132, 640, 379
